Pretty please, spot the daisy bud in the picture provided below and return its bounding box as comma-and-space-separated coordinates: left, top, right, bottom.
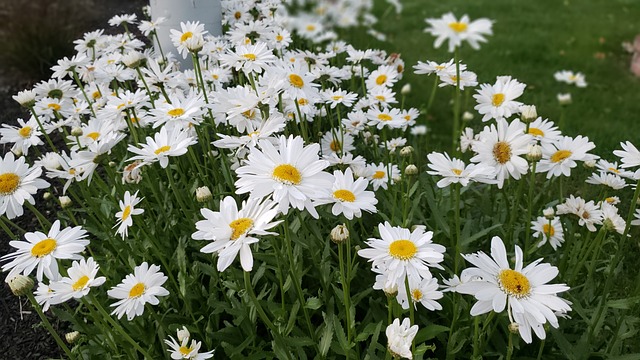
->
122, 51, 145, 68
508, 322, 520, 334
519, 105, 537, 123
40, 152, 62, 170
176, 326, 190, 343
384, 283, 398, 298
462, 111, 474, 122
584, 159, 597, 168
557, 93, 572, 106
12, 148, 23, 157
526, 144, 542, 162
401, 84, 411, 95
71, 126, 83, 136
411, 225, 427, 232
603, 218, 616, 232
43, 192, 52, 200
7, 275, 34, 296
196, 186, 213, 203
59, 196, 72, 208
330, 224, 349, 244
12, 89, 37, 108
543, 207, 555, 219
404, 164, 418, 176
65, 331, 80, 344
399, 146, 414, 157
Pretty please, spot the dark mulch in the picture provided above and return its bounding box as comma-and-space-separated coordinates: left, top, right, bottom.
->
1, 1, 146, 358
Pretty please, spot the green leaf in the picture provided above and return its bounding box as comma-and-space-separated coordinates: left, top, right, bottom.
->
414, 324, 449, 343
319, 320, 334, 356
305, 296, 322, 310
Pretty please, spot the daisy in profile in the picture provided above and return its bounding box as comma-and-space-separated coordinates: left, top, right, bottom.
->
0, 152, 50, 219
537, 135, 596, 178
234, 135, 333, 218
114, 191, 145, 239
358, 222, 445, 289
165, 326, 214, 360
316, 168, 378, 220
396, 276, 443, 311
470, 119, 531, 188
554, 70, 587, 88
367, 162, 400, 191
107, 262, 169, 320
49, 257, 106, 303
1, 220, 89, 281
595, 159, 634, 179
386, 318, 418, 359
427, 151, 496, 188
127, 125, 197, 168
473, 76, 526, 122
600, 202, 625, 234
556, 195, 603, 232
35, 281, 57, 312
192, 196, 281, 272
586, 172, 627, 190
457, 236, 572, 344
424, 12, 493, 52
613, 141, 640, 169
531, 216, 565, 250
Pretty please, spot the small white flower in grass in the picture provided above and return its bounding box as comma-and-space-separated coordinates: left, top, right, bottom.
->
586, 172, 627, 190
595, 159, 634, 178
316, 168, 378, 220
150, 91, 206, 129
0, 117, 43, 156
127, 125, 197, 169
1, 220, 89, 281
424, 12, 493, 52
396, 276, 443, 311
600, 202, 626, 234
557, 93, 572, 105
170, 21, 207, 58
427, 152, 496, 188
192, 196, 281, 272
473, 76, 526, 122
456, 236, 572, 344
366, 65, 398, 90
219, 42, 277, 75
531, 216, 565, 250
438, 70, 478, 90
386, 318, 418, 359
367, 163, 400, 191
165, 326, 214, 360
0, 152, 50, 219
556, 195, 603, 232
613, 141, 640, 169
526, 117, 562, 145
554, 70, 587, 88
413, 59, 459, 76
107, 262, 169, 321
49, 257, 106, 303
358, 222, 445, 290
320, 130, 355, 157
114, 191, 144, 239
35, 281, 57, 312
537, 135, 596, 178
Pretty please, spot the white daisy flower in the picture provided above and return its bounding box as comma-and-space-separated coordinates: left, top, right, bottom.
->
396, 276, 443, 311
600, 202, 625, 234
613, 141, 640, 169
366, 65, 398, 89
413, 59, 459, 76
0, 152, 50, 219
320, 130, 355, 157
235, 135, 333, 219
192, 196, 281, 272
438, 70, 478, 90
150, 91, 206, 129
531, 216, 565, 250
219, 42, 276, 75
556, 195, 603, 232
366, 107, 405, 130
457, 236, 572, 344
631, 209, 640, 226
367, 163, 400, 191
427, 152, 496, 188
1, 220, 89, 281
526, 117, 562, 145
386, 318, 418, 359
554, 70, 587, 88
316, 168, 378, 220
114, 191, 144, 239
595, 159, 634, 179
424, 12, 493, 52
127, 125, 197, 168
473, 76, 526, 122
107, 262, 169, 320
586, 172, 627, 190
49, 257, 106, 303
0, 117, 43, 156
169, 21, 207, 58
537, 135, 596, 178
164, 326, 214, 359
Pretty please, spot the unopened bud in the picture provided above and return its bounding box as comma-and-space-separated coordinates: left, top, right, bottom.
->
43, 192, 52, 200
557, 93, 572, 106
462, 111, 474, 122
543, 207, 555, 219
12, 148, 23, 157
177, 326, 190, 343
399, 146, 414, 157
108, 161, 116, 167
411, 225, 427, 232
526, 144, 542, 162
519, 105, 537, 123
65, 331, 80, 344
71, 127, 83, 137
603, 218, 616, 232
508, 322, 519, 334
404, 164, 418, 175
401, 84, 411, 95
195, 186, 213, 203
59, 196, 72, 208
330, 224, 349, 244
7, 275, 34, 296
383, 283, 398, 298
583, 159, 596, 168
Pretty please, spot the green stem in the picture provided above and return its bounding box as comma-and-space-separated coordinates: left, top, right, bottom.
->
404, 277, 415, 354
29, 107, 58, 152
25, 202, 51, 228
524, 162, 537, 259
425, 75, 439, 122
452, 48, 462, 154
26, 292, 74, 359
506, 331, 514, 360
536, 339, 546, 360
338, 242, 352, 359
453, 183, 461, 274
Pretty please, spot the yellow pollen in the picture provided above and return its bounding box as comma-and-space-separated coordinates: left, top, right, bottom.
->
493, 141, 512, 164
582, 211, 590, 220
244, 38, 252, 45
48, 103, 61, 111
372, 170, 386, 179
92, 91, 101, 99
122, 205, 131, 220
298, 98, 309, 106
435, 65, 445, 70
498, 269, 531, 297
234, 11, 242, 20
376, 74, 387, 86
128, 283, 145, 298
411, 289, 423, 301
452, 168, 463, 175
180, 31, 193, 42
375, 95, 386, 101
306, 24, 316, 32
450, 75, 458, 82
608, 167, 620, 174
272, 164, 302, 185
31, 238, 57, 257
389, 239, 417, 260
606, 197, 616, 203
72, 275, 90, 291
168, 108, 185, 117
378, 114, 392, 121
397, 65, 404, 73
242, 109, 256, 119
242, 53, 257, 61
179, 345, 193, 356
229, 217, 254, 240
154, 145, 171, 155
18, 126, 32, 138
332, 96, 343, 101
289, 74, 304, 88
543, 223, 555, 237
69, 168, 76, 175
116, 103, 126, 110
276, 35, 283, 41
528, 127, 544, 137
448, 22, 468, 32
86, 132, 100, 141
333, 189, 356, 202
550, 150, 572, 163
492, 93, 506, 107
329, 140, 341, 152
0, 173, 20, 195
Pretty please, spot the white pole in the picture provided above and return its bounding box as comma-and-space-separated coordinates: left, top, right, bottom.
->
150, 0, 222, 68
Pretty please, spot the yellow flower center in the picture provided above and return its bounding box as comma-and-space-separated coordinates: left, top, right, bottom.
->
242, 109, 256, 119
581, 211, 590, 220
378, 114, 392, 121
0, 173, 20, 195
92, 91, 101, 99
451, 168, 463, 175
72, 275, 90, 291
234, 11, 242, 20
332, 95, 343, 101
528, 128, 544, 137
329, 140, 341, 152
48, 103, 61, 111
229, 217, 254, 240
168, 108, 185, 117
154, 145, 171, 155
375, 74, 387, 86
411, 289, 423, 301
18, 126, 32, 138
306, 24, 316, 32
550, 150, 572, 163
272, 164, 302, 185
31, 238, 57, 257
493, 141, 512, 164
498, 269, 531, 297
389, 239, 417, 260
448, 22, 468, 33
543, 223, 555, 237
375, 95, 386, 101
492, 93, 506, 107
179, 345, 193, 356
242, 53, 257, 61
298, 98, 309, 106
69, 168, 76, 175
122, 205, 131, 220
608, 167, 620, 174
180, 31, 193, 43
372, 170, 386, 179
333, 189, 356, 202
276, 34, 283, 42
86, 132, 100, 141
605, 197, 616, 204
289, 74, 304, 88
128, 282, 146, 298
